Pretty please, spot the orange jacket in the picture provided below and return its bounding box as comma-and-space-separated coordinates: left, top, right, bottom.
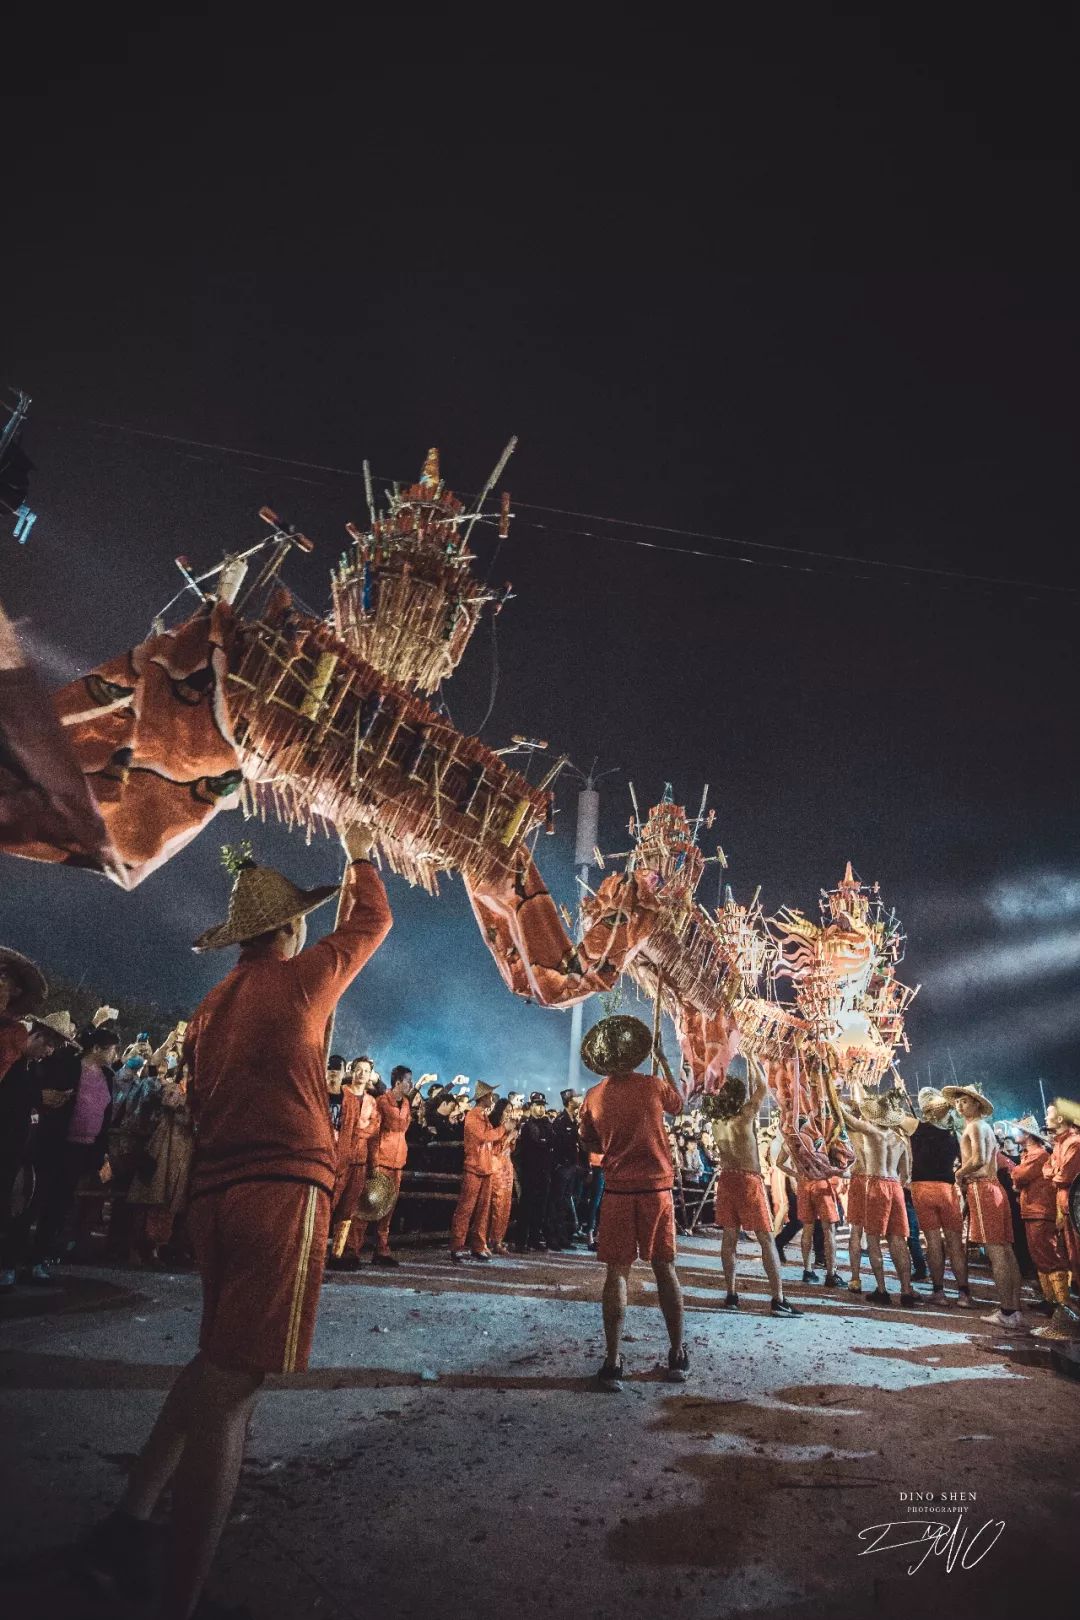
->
1045, 1128, 1080, 1211
374, 1092, 411, 1171
333, 1088, 368, 1219
1011, 1144, 1056, 1221
462, 1106, 502, 1176
185, 861, 391, 1199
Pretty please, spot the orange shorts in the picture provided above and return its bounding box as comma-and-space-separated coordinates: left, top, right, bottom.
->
189, 1179, 331, 1376
863, 1175, 909, 1240
846, 1172, 867, 1227
796, 1177, 840, 1225
966, 1178, 1013, 1247
597, 1189, 676, 1267
911, 1179, 962, 1235
713, 1169, 772, 1232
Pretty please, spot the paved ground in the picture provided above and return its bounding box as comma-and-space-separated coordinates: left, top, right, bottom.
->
1, 1235, 1077, 1620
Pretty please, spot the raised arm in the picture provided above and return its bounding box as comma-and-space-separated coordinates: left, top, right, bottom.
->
841, 1107, 881, 1139
293, 827, 392, 1020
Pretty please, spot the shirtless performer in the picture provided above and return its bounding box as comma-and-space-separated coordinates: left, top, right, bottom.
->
943, 1083, 1027, 1331
841, 1087, 916, 1307
710, 1058, 803, 1317
845, 1125, 871, 1295
909, 1087, 970, 1307
775, 1134, 845, 1289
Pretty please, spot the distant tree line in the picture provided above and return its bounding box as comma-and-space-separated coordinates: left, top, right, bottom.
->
42, 971, 188, 1045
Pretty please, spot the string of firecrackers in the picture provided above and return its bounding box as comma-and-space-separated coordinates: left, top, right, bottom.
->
225, 608, 560, 894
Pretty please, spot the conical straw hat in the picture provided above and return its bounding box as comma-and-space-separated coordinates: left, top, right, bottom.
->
41, 1010, 78, 1042
193, 863, 339, 951
0, 948, 48, 1016
355, 1169, 398, 1221
581, 1015, 653, 1077
1031, 1304, 1080, 1342
941, 1083, 994, 1118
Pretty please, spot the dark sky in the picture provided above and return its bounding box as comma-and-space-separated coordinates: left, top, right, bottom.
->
2, 28, 1077, 1111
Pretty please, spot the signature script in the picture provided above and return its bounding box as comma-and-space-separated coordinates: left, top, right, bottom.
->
857, 1519, 1005, 1575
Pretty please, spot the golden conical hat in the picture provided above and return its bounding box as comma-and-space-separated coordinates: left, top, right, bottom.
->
581, 1015, 652, 1077
1032, 1305, 1080, 1342
193, 865, 339, 951
356, 1169, 397, 1222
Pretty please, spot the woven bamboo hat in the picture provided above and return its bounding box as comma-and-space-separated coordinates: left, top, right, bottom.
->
41, 1010, 78, 1044
918, 1086, 949, 1113
1016, 1113, 1051, 1147
193, 857, 339, 952
581, 1015, 653, 1077
0, 948, 48, 1017
355, 1169, 397, 1222
941, 1083, 994, 1118
474, 1080, 498, 1102
1031, 1304, 1080, 1342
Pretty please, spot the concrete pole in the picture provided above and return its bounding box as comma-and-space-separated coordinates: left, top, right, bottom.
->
567, 785, 601, 1089
567, 873, 587, 1089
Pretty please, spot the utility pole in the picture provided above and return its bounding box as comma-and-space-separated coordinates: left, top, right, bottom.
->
566, 761, 616, 1089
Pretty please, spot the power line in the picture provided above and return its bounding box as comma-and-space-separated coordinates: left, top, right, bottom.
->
58, 414, 1078, 599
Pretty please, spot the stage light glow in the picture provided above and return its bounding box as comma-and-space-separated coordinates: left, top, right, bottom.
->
988, 874, 1080, 924
920, 989, 1080, 1082
923, 927, 1080, 1002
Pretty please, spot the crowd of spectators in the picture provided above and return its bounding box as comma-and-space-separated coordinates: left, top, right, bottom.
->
3, 945, 1079, 1307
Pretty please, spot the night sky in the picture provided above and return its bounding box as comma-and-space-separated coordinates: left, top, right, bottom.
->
2, 30, 1077, 1111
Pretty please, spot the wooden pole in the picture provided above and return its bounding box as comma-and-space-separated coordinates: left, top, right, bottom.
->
651, 971, 675, 1083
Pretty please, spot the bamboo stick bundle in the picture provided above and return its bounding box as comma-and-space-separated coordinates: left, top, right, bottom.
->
331, 449, 510, 695
226, 610, 557, 894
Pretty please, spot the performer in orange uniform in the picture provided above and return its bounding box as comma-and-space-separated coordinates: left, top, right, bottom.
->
1011, 1116, 1069, 1313
1043, 1103, 1080, 1295
79, 824, 391, 1620
331, 1065, 381, 1265
487, 1096, 519, 1254
944, 1083, 1026, 1330
576, 1016, 690, 1391
353, 1064, 413, 1267
327, 1057, 369, 1273
450, 1081, 501, 1261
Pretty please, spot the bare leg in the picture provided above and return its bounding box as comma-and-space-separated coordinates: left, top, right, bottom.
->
721, 1228, 738, 1293
800, 1224, 813, 1270
924, 1227, 946, 1291
120, 1354, 206, 1520
163, 1358, 263, 1620
987, 1244, 1021, 1313
888, 1235, 912, 1294
865, 1233, 887, 1291
823, 1223, 836, 1276
943, 1229, 968, 1290
848, 1223, 863, 1284
756, 1230, 783, 1299
602, 1265, 630, 1364
651, 1259, 685, 1352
